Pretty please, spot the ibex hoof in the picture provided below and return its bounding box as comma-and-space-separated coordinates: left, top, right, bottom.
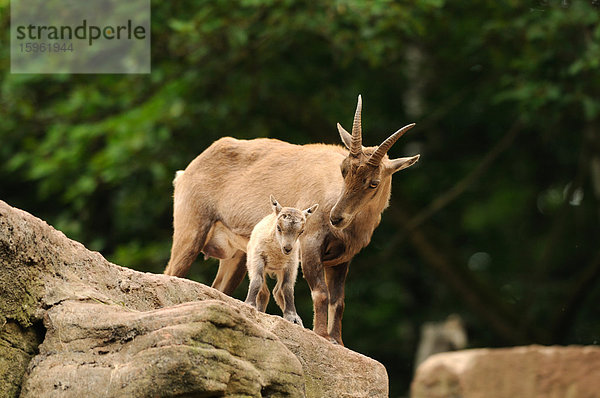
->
284, 314, 304, 328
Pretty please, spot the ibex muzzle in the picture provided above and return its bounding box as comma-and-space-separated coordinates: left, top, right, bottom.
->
330, 95, 420, 229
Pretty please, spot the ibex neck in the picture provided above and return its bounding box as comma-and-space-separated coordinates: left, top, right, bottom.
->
335, 179, 392, 259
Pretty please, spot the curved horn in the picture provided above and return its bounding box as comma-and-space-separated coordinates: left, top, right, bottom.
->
367, 123, 416, 167
350, 95, 363, 156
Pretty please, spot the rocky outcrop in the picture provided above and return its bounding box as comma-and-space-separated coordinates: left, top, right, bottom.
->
0, 200, 388, 397
22, 300, 305, 397
411, 345, 600, 398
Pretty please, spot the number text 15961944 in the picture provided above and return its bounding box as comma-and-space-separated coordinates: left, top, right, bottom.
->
19, 42, 74, 53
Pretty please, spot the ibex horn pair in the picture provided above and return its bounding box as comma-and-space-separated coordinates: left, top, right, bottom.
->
341, 94, 416, 166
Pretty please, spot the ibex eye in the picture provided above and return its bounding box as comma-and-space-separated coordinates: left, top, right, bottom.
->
277, 226, 282, 232
369, 181, 379, 189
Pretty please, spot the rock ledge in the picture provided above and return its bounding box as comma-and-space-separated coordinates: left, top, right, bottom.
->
0, 200, 388, 398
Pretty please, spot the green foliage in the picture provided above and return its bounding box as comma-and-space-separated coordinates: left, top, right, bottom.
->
1, 0, 599, 395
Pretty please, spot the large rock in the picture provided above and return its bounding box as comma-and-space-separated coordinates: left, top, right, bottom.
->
0, 200, 388, 397
22, 300, 304, 397
411, 345, 600, 398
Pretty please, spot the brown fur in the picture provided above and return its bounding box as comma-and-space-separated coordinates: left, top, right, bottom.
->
164, 96, 420, 345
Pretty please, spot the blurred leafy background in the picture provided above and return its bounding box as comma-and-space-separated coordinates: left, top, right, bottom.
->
1, 0, 600, 396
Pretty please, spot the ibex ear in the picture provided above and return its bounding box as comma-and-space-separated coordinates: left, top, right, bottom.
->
303, 203, 319, 218
386, 155, 420, 174
270, 195, 282, 215
337, 123, 354, 151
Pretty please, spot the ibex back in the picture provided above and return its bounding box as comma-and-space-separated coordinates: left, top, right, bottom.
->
165, 95, 420, 345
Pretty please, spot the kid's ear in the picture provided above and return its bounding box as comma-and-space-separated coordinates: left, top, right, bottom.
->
303, 203, 319, 218
270, 195, 282, 215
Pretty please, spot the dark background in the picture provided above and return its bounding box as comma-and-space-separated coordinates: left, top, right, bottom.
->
2, 1, 599, 396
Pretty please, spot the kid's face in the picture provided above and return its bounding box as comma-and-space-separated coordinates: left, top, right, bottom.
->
275, 210, 305, 255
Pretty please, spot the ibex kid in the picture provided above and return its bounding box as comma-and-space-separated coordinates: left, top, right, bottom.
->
245, 195, 318, 326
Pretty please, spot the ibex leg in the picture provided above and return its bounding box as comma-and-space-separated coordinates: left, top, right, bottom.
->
212, 250, 247, 295
165, 199, 211, 277
301, 248, 329, 340
325, 261, 349, 346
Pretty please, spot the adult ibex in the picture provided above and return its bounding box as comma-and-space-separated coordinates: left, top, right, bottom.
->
165, 95, 420, 345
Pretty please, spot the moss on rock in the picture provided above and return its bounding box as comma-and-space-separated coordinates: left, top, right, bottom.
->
0, 321, 44, 397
